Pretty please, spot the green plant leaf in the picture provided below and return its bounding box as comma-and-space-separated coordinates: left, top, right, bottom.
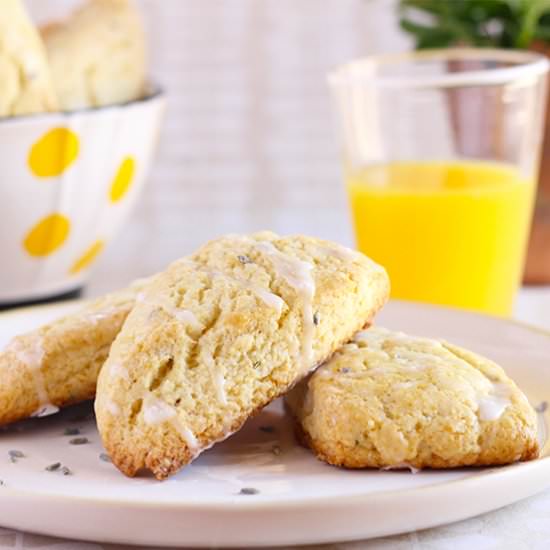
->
400, 18, 456, 48
516, 0, 550, 47
397, 0, 550, 49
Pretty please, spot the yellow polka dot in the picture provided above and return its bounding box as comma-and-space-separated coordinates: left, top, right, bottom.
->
109, 157, 136, 202
23, 214, 71, 257
28, 128, 80, 178
69, 240, 105, 275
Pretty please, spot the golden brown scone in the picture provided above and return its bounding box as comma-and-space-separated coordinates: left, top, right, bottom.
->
41, 0, 146, 110
286, 327, 539, 470
0, 0, 58, 117
0, 279, 148, 426
95, 232, 390, 479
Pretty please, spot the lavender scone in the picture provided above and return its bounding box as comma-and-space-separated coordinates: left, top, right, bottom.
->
0, 280, 148, 426
95, 232, 390, 479
286, 327, 539, 470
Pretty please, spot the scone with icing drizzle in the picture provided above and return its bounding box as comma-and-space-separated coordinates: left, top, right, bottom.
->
0, 0, 58, 117
0, 280, 148, 426
95, 232, 390, 479
286, 327, 539, 470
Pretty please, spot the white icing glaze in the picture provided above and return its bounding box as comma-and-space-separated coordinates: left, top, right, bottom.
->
7, 336, 59, 418
87, 311, 108, 324
394, 381, 417, 390
199, 422, 241, 454
321, 243, 362, 263
381, 463, 420, 474
106, 400, 121, 416
180, 416, 273, 467
143, 397, 176, 425
6, 335, 44, 367
251, 287, 285, 314
87, 307, 119, 324
32, 403, 61, 418
177, 415, 242, 458
136, 268, 284, 411
255, 240, 316, 371
354, 328, 437, 349
320, 242, 387, 274
316, 367, 334, 378
393, 355, 431, 369
330, 360, 427, 381
173, 421, 199, 452
141, 287, 230, 408
172, 308, 201, 326
214, 370, 227, 405
205, 268, 286, 315
478, 382, 511, 421
137, 294, 203, 331
202, 353, 227, 405
109, 362, 130, 381
140, 395, 199, 452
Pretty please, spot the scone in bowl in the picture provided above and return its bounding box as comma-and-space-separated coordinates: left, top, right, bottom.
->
0, 89, 165, 306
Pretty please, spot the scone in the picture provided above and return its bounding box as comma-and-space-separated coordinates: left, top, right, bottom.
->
42, 0, 146, 110
0, 0, 58, 117
0, 279, 148, 426
286, 327, 539, 470
95, 232, 390, 479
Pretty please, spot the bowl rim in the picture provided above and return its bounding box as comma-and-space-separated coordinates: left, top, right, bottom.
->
0, 85, 165, 126
328, 48, 550, 90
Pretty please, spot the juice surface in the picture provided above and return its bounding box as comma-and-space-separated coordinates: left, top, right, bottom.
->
347, 161, 535, 316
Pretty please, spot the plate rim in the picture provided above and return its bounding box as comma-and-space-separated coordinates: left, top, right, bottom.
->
3, 296, 550, 339
0, 299, 549, 512
1, 455, 549, 511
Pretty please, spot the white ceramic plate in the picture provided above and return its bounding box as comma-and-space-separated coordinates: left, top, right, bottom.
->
0, 300, 549, 548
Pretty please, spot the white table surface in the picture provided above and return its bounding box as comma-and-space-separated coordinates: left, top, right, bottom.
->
3, 185, 550, 549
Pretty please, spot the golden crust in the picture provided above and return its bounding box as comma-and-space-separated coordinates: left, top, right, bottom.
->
0, 281, 147, 426
0, 0, 58, 116
286, 327, 540, 470
95, 232, 390, 479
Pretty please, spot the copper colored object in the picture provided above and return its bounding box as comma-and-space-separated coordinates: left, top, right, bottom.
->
525, 43, 550, 284
525, 197, 550, 284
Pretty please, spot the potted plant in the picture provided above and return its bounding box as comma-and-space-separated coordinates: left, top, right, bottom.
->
399, 0, 550, 284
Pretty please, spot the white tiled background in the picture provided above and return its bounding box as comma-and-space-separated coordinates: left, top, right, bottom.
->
28, 0, 550, 329
27, 0, 409, 294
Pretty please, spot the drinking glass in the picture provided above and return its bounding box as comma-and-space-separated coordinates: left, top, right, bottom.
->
329, 49, 549, 316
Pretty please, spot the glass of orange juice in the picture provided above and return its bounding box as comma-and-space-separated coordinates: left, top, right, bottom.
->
329, 49, 549, 316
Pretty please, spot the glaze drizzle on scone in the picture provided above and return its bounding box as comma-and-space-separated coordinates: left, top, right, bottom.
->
0, 280, 148, 426
286, 327, 539, 470
95, 232, 390, 479
254, 240, 316, 372
4, 336, 57, 418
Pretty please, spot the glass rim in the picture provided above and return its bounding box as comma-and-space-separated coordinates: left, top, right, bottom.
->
328, 48, 549, 90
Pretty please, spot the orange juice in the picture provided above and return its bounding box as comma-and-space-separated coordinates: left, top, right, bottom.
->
347, 161, 536, 316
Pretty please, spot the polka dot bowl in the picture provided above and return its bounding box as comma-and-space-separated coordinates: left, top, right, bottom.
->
0, 89, 165, 306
